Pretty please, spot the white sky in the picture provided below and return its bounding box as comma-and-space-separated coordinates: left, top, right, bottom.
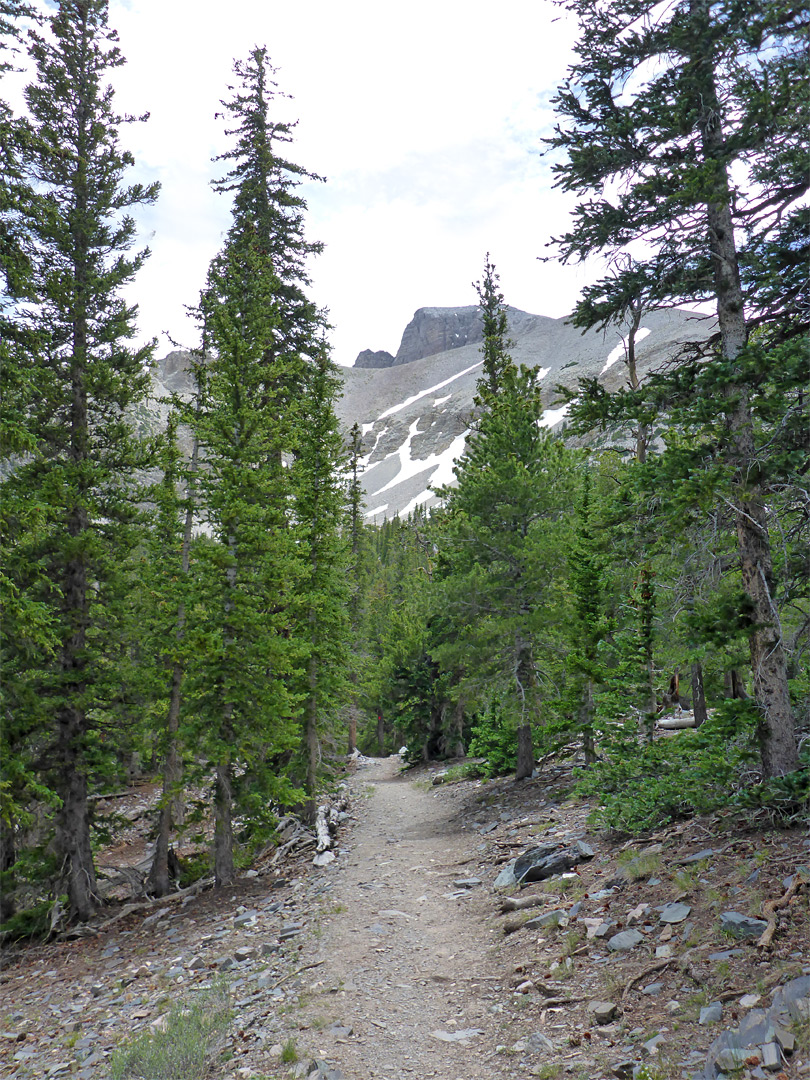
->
12, 0, 597, 366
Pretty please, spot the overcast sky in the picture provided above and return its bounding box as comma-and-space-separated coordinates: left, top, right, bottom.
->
16, 0, 598, 366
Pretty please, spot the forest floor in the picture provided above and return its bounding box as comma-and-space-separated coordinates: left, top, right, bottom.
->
1, 754, 808, 1080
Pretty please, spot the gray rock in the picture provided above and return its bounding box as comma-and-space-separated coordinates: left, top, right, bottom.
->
641, 983, 663, 996
681, 848, 716, 864
699, 1002, 723, 1025
588, 1000, 618, 1024
761, 1042, 781, 1071
717, 1046, 759, 1070
233, 946, 257, 962
306, 1057, 344, 1080
610, 1061, 635, 1079
494, 861, 517, 888
524, 909, 568, 930
453, 877, 482, 888
431, 1027, 483, 1042
642, 1033, 664, 1056
660, 902, 691, 923
234, 909, 259, 927
608, 929, 645, 951
354, 348, 395, 369
719, 910, 769, 939
709, 948, 745, 961
524, 1032, 555, 1053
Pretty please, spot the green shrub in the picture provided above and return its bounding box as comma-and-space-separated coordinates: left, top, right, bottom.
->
468, 701, 516, 777
108, 982, 232, 1079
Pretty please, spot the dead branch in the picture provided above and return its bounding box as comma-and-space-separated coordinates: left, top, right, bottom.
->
269, 958, 326, 990
757, 873, 806, 949
622, 959, 674, 1002
500, 894, 548, 914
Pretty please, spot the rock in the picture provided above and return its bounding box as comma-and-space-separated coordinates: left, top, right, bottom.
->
525, 909, 568, 930
233, 947, 256, 962
665, 1000, 680, 1014
587, 1000, 618, 1024
524, 1032, 555, 1053
655, 944, 673, 959
642, 1033, 664, 1056
453, 878, 482, 888
494, 861, 518, 888
234, 910, 259, 927
769, 1024, 795, 1053
659, 923, 673, 941
313, 851, 335, 867
431, 1027, 482, 1042
279, 923, 304, 941
709, 948, 745, 961
641, 983, 663, 996
627, 903, 650, 926
739, 993, 761, 1008
516, 980, 535, 993
660, 902, 691, 923
680, 848, 716, 864
761, 1042, 781, 1071
719, 911, 769, 939
354, 348, 395, 369
717, 1046, 759, 1071
700, 1002, 723, 1025
513, 840, 594, 885
187, 955, 206, 970
611, 1061, 635, 1079
608, 929, 645, 951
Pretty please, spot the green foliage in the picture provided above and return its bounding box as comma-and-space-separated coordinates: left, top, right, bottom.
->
467, 700, 517, 778
574, 704, 762, 834
108, 982, 232, 1079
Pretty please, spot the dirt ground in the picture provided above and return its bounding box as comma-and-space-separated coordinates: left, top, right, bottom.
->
1, 753, 808, 1080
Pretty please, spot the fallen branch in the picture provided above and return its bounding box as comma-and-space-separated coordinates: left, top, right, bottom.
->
270, 958, 326, 990
60, 876, 215, 938
500, 894, 548, 914
757, 873, 806, 949
622, 959, 673, 1002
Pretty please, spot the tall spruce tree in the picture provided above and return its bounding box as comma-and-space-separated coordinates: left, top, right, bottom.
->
189, 47, 341, 882
1, 0, 158, 920
546, 0, 807, 776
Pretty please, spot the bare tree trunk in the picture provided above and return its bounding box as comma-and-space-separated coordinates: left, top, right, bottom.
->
637, 565, 656, 741
694, 0, 798, 777
305, 653, 320, 797
691, 662, 708, 727
214, 760, 234, 887
148, 435, 198, 897
515, 724, 534, 780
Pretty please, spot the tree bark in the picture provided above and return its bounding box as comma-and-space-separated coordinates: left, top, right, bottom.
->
515, 724, 534, 780
214, 760, 234, 887
0, 815, 17, 922
691, 662, 708, 728
376, 711, 385, 756
694, 0, 798, 775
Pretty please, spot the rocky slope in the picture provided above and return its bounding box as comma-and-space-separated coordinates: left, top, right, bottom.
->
337, 304, 713, 522
143, 304, 715, 522
1, 756, 807, 1080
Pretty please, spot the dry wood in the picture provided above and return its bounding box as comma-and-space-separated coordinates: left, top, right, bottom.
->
757, 874, 806, 949
622, 959, 673, 1002
269, 958, 326, 990
500, 894, 547, 914
60, 876, 215, 938
315, 804, 332, 852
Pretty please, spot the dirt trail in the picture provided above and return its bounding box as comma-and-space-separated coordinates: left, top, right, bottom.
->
287, 756, 507, 1078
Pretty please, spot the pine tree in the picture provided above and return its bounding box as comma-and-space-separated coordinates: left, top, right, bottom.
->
546, 0, 807, 776
1, 0, 158, 920
472, 255, 514, 411
188, 47, 340, 882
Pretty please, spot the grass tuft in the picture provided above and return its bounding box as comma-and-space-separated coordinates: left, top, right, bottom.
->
108, 982, 231, 1079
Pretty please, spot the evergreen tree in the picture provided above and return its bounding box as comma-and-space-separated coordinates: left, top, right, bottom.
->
472, 255, 514, 410
1, 0, 158, 920
546, 0, 807, 776
188, 47, 340, 882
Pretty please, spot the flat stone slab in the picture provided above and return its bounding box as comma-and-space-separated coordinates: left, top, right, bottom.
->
719, 911, 768, 939
607, 929, 645, 951
660, 902, 691, 923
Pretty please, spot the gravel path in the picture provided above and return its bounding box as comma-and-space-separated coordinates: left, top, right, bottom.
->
285, 755, 507, 1078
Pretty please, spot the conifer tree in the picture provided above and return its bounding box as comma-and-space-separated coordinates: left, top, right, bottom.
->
189, 47, 340, 881
1, 0, 158, 919
547, 0, 807, 775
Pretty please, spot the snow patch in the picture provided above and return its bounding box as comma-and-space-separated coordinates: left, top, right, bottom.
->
398, 429, 471, 517
535, 366, 550, 381
433, 394, 452, 406
369, 417, 470, 505
377, 359, 483, 420
359, 426, 387, 469
361, 422, 375, 435
539, 404, 570, 428
600, 327, 651, 375
364, 503, 388, 518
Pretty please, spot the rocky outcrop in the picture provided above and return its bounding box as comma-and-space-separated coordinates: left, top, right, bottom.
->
388, 305, 544, 366
354, 348, 396, 369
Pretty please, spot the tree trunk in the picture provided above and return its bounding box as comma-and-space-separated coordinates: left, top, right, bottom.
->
376, 711, 385, 756
0, 815, 16, 922
214, 760, 234, 887
694, 0, 798, 777
515, 724, 534, 780
305, 653, 319, 797
56, 704, 97, 921
581, 678, 597, 764
691, 662, 708, 728
637, 564, 656, 741
148, 434, 198, 896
